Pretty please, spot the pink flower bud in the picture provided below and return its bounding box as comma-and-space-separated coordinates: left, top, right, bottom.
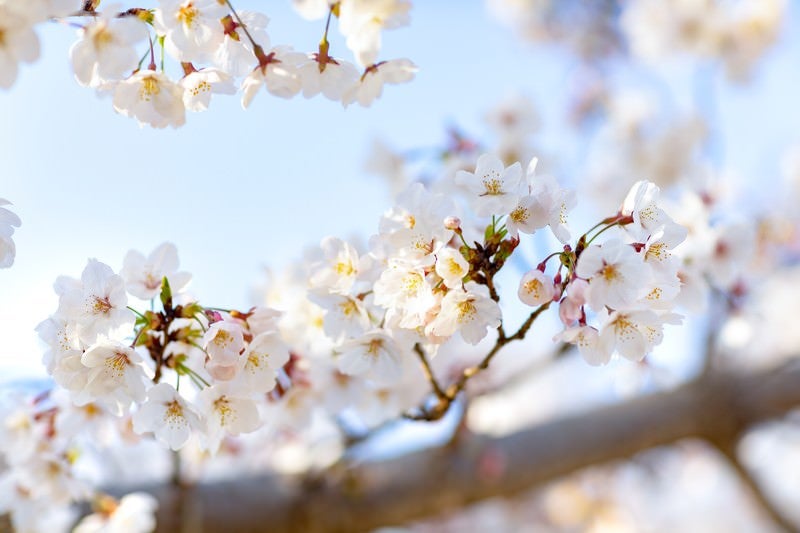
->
444, 216, 461, 231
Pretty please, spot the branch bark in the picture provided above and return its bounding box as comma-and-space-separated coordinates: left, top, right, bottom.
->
121, 363, 800, 533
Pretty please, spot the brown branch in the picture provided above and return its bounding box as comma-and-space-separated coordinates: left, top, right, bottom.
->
405, 301, 554, 421
116, 362, 800, 533
413, 344, 447, 400
445, 301, 552, 398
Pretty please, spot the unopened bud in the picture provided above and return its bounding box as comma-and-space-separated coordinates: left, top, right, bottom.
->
444, 216, 461, 231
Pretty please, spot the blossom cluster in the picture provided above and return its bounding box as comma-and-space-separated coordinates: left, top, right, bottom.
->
621, 0, 785, 80
2, 139, 769, 531
36, 242, 294, 452
0, 388, 158, 532
0, 0, 416, 127
256, 149, 696, 430
487, 0, 785, 80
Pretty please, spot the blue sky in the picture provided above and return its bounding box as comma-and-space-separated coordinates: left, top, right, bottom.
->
1, 1, 799, 380
0, 1, 572, 378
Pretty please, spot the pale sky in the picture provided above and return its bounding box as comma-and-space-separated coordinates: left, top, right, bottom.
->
0, 2, 571, 379
2, 2, 800, 381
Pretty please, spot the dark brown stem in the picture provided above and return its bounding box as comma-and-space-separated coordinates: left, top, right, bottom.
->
413, 344, 447, 400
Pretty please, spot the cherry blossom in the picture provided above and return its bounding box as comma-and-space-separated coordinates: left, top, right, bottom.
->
132, 382, 202, 450
69, 11, 148, 88
518, 269, 555, 307
434, 247, 470, 289
338, 0, 411, 66
455, 153, 523, 217
231, 331, 290, 393
197, 385, 261, 452
55, 259, 132, 344
0, 8, 40, 89
342, 58, 417, 107
202, 321, 246, 381
598, 309, 679, 362
112, 70, 187, 129
154, 0, 228, 63
575, 239, 651, 312
121, 242, 191, 301
240, 47, 306, 108
555, 325, 613, 366
299, 55, 360, 101
337, 330, 403, 384
426, 283, 501, 345
80, 340, 148, 415
181, 68, 237, 112
73, 492, 158, 533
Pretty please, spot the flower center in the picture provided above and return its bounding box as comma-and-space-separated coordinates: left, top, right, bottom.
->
178, 3, 199, 27
456, 299, 477, 322
139, 76, 161, 102
92, 295, 113, 315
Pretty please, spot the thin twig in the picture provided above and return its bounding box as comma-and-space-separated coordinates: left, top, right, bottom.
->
405, 301, 554, 421
413, 344, 447, 400
446, 301, 552, 398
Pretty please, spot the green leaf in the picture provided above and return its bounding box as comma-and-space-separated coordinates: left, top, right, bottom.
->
484, 223, 494, 241
160, 276, 172, 310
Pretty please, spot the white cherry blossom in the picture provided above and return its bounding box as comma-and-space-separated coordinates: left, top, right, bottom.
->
576, 239, 651, 312
240, 47, 305, 108
342, 58, 417, 107
622, 180, 683, 242
69, 11, 148, 87
121, 242, 191, 300
455, 153, 523, 217
55, 259, 133, 344
80, 339, 148, 415
213, 11, 271, 77
112, 70, 186, 129
154, 0, 227, 63
434, 247, 470, 289
299, 55, 360, 101
555, 325, 613, 366
181, 67, 236, 112
376, 183, 454, 263
338, 0, 411, 66
308, 291, 373, 343
310, 236, 364, 294
518, 269, 555, 307
373, 261, 437, 329
598, 309, 678, 362
426, 283, 501, 345
73, 492, 158, 533
0, 8, 40, 89
337, 330, 403, 384
132, 382, 202, 450
197, 385, 261, 452
292, 0, 336, 20
231, 331, 290, 393
525, 168, 577, 243
202, 321, 246, 381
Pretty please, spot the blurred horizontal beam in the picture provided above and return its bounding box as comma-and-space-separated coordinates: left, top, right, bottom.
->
129, 362, 800, 532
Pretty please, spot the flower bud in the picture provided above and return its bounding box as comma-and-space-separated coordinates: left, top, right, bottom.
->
444, 216, 461, 231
